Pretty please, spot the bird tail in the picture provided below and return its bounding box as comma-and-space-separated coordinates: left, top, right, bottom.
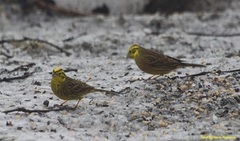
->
94, 89, 120, 95
181, 63, 205, 68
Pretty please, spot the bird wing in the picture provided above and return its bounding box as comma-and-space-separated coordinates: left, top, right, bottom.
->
65, 78, 94, 95
142, 51, 182, 67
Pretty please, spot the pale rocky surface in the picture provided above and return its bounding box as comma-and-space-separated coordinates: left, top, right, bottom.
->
0, 1, 240, 141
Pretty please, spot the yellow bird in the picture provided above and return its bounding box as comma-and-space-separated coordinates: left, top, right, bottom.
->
127, 44, 205, 78
51, 67, 117, 108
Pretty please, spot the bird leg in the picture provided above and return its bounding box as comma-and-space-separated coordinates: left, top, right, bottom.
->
152, 75, 162, 79
147, 75, 155, 80
74, 97, 83, 109
147, 75, 159, 80
60, 100, 68, 106
85, 77, 92, 82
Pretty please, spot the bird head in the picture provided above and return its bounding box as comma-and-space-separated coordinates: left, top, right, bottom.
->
127, 44, 140, 59
52, 67, 66, 82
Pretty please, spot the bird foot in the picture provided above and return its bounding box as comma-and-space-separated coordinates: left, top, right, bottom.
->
147, 75, 161, 80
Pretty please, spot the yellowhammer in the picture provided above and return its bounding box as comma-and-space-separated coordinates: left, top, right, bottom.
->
51, 67, 117, 108
127, 44, 205, 78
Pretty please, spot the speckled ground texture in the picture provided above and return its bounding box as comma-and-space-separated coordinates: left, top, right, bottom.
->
0, 2, 240, 141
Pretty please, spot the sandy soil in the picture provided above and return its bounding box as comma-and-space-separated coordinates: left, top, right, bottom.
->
0, 3, 239, 141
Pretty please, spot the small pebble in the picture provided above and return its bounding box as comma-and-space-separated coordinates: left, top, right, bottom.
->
43, 100, 49, 107
159, 120, 168, 127
6, 121, 13, 126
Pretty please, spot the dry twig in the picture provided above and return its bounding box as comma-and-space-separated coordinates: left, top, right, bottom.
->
0, 72, 34, 82
2, 106, 76, 114
32, 0, 86, 16
171, 68, 240, 80
187, 32, 240, 37
0, 51, 13, 58
0, 37, 71, 56
10, 63, 36, 73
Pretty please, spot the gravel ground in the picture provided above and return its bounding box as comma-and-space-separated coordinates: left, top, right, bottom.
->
0, 3, 240, 141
